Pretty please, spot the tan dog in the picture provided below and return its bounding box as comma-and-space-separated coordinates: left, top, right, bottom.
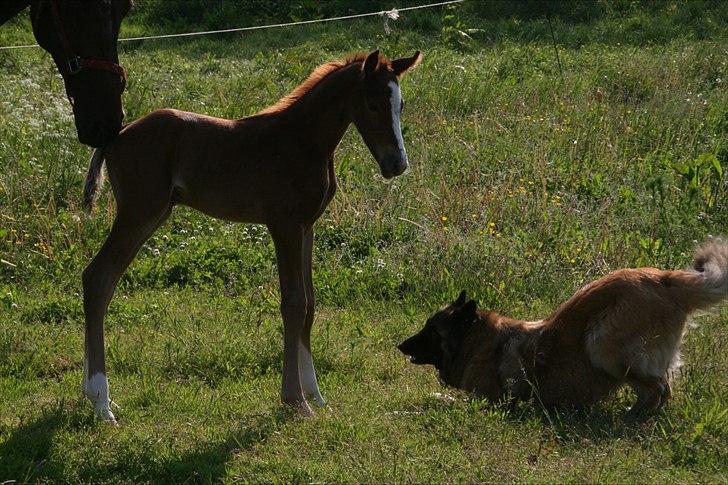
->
399, 239, 728, 418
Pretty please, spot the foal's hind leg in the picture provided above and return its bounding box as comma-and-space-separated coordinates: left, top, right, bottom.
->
299, 227, 326, 407
83, 205, 171, 422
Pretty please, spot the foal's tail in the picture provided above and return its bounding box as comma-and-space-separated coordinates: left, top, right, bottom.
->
83, 146, 106, 213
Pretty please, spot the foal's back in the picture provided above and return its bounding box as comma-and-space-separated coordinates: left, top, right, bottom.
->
105, 108, 325, 224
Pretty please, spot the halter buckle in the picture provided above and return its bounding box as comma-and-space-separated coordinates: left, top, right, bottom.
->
66, 56, 82, 75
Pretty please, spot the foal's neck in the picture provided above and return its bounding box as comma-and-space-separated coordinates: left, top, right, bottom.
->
280, 63, 360, 159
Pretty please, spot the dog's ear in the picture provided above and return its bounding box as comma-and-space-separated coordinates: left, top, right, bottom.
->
441, 298, 478, 359
455, 299, 478, 325
454, 290, 467, 307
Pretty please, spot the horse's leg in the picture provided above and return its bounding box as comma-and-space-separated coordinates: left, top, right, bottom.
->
268, 222, 313, 416
83, 205, 171, 423
299, 226, 326, 407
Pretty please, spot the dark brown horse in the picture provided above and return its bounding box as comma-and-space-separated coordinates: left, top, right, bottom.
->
1, 0, 130, 147
81, 50, 423, 422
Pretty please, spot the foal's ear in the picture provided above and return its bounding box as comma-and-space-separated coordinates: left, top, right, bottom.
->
392, 51, 423, 78
363, 50, 381, 78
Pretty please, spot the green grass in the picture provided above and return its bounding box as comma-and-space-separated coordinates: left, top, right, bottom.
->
1, 1, 728, 482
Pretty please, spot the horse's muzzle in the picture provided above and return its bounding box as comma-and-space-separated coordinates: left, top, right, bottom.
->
77, 119, 122, 147
379, 152, 409, 179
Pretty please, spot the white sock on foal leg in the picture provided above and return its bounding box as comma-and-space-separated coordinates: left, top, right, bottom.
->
299, 341, 326, 407
83, 357, 116, 423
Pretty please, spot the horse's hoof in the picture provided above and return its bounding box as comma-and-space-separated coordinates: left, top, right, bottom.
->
97, 407, 118, 425
283, 397, 315, 417
309, 393, 327, 408
296, 400, 315, 417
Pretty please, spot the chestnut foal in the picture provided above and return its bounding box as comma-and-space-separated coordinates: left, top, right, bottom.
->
81, 50, 422, 422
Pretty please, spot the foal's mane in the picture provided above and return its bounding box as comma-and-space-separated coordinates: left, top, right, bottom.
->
258, 52, 391, 115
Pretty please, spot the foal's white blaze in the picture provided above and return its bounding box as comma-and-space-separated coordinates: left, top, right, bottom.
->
388, 80, 407, 165
299, 341, 326, 407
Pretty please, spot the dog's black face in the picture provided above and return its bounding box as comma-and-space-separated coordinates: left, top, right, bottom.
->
398, 291, 478, 371
398, 312, 448, 367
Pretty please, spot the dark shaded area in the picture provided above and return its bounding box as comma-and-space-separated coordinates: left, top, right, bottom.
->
114, 0, 728, 59
135, 0, 704, 29
93, 409, 289, 482
0, 405, 291, 482
0, 0, 28, 25
0, 408, 69, 480
133, 0, 428, 31
462, 0, 728, 47
467, 0, 663, 22
129, 0, 728, 44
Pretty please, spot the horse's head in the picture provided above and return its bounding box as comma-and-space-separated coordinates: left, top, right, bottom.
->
31, 0, 131, 147
352, 50, 422, 179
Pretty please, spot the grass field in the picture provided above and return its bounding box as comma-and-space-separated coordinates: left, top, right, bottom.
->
1, 1, 728, 481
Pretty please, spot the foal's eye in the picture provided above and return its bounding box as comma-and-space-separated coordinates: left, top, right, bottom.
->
368, 103, 379, 113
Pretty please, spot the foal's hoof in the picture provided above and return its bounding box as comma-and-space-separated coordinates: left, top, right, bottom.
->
309, 393, 328, 408
84, 395, 118, 424
96, 406, 118, 425
83, 396, 118, 424
295, 401, 315, 417
283, 398, 315, 417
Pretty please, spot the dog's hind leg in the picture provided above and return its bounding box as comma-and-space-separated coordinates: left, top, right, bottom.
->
625, 375, 669, 420
662, 371, 673, 402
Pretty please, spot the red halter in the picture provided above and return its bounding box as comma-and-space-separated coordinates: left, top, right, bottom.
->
45, 0, 127, 91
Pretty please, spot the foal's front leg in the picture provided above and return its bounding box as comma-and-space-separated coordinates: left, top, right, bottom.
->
300, 227, 326, 407
269, 223, 313, 416
83, 206, 172, 423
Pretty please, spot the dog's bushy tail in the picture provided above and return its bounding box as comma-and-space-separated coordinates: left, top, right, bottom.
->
83, 147, 106, 213
688, 237, 728, 309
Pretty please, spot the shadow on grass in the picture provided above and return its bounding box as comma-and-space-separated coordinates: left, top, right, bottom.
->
401, 390, 662, 447
87, 407, 292, 482
0, 403, 292, 482
0, 407, 68, 480
502, 394, 671, 447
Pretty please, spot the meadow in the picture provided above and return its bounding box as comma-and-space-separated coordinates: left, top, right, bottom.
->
1, 0, 727, 481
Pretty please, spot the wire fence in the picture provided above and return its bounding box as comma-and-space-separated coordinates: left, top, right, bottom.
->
0, 0, 464, 51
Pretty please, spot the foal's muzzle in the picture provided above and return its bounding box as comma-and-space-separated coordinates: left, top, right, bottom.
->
378, 151, 409, 179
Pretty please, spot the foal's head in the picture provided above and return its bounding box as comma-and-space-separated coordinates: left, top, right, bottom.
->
30, 0, 131, 147
352, 50, 422, 179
